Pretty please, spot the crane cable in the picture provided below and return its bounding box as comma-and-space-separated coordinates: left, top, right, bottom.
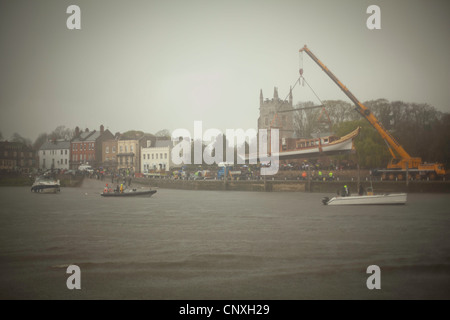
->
301, 76, 325, 107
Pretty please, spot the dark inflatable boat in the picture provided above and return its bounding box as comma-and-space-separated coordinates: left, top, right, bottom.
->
101, 189, 157, 197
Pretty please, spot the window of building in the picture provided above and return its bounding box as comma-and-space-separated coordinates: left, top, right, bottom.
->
120, 146, 123, 153
147, 140, 151, 148
106, 146, 109, 154
130, 145, 133, 152
156, 154, 158, 159
125, 146, 128, 153
152, 154, 154, 160
43, 150, 45, 156
160, 153, 163, 159
65, 159, 67, 165
165, 153, 167, 159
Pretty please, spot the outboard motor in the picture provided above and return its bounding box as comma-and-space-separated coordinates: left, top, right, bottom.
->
322, 197, 329, 205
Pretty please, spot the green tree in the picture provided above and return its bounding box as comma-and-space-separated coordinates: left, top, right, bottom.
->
334, 120, 390, 168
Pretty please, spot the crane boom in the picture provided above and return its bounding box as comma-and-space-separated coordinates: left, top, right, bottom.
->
299, 45, 422, 169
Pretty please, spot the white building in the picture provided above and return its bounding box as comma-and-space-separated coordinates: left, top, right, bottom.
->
39, 140, 71, 170
141, 140, 173, 173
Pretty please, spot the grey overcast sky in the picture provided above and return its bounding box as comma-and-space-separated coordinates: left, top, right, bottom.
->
1, 0, 449, 141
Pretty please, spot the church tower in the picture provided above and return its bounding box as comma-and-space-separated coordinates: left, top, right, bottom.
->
257, 87, 295, 141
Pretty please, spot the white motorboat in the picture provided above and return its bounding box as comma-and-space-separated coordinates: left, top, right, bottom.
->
31, 176, 61, 193
322, 193, 407, 206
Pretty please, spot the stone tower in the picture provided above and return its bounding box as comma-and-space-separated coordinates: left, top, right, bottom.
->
257, 87, 295, 140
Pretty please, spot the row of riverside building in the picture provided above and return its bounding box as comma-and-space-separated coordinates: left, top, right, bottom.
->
1, 125, 174, 175
1, 87, 295, 174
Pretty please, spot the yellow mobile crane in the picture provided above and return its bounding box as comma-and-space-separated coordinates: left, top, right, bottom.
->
299, 45, 446, 180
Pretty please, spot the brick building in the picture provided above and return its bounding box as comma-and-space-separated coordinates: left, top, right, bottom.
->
101, 133, 120, 171
70, 125, 114, 170
0, 141, 36, 173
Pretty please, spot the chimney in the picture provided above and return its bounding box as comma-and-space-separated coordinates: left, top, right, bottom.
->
85, 128, 89, 133
100, 125, 104, 134
75, 126, 80, 137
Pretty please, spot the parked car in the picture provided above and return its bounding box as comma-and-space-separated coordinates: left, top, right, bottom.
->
78, 165, 94, 173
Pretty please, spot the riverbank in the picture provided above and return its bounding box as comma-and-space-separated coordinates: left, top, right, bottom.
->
134, 177, 450, 193
2, 173, 448, 193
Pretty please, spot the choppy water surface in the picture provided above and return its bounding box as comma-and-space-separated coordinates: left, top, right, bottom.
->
0, 179, 449, 299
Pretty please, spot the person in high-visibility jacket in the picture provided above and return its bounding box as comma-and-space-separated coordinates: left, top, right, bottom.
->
328, 171, 333, 180
120, 184, 123, 193
318, 171, 323, 181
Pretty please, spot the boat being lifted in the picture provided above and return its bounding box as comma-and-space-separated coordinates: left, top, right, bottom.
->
277, 127, 360, 160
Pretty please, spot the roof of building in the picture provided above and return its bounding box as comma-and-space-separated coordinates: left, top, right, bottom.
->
155, 140, 172, 148
40, 140, 71, 150
0, 141, 34, 151
72, 130, 101, 142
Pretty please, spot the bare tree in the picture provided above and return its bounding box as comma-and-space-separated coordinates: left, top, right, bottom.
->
11, 132, 31, 146
33, 133, 48, 150
49, 126, 74, 140
155, 129, 171, 139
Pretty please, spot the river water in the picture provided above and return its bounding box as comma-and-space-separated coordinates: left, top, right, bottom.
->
0, 179, 449, 299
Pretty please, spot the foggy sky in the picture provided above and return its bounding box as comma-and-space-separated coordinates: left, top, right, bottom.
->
1, 0, 449, 141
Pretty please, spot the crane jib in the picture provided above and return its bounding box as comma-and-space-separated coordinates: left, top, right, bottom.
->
299, 45, 416, 161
